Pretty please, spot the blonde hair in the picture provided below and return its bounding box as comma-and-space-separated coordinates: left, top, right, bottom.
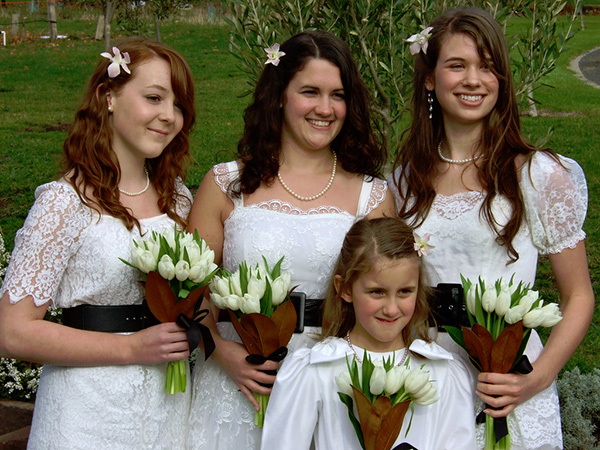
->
321, 217, 431, 347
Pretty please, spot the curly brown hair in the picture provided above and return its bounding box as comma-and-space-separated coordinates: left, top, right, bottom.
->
62, 36, 195, 230
232, 30, 385, 196
321, 217, 431, 348
392, 7, 559, 261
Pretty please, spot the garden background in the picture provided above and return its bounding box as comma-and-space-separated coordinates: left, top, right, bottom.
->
0, 0, 599, 447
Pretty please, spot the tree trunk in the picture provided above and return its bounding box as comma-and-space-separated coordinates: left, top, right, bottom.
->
47, 0, 57, 41
154, 15, 161, 42
104, 0, 114, 52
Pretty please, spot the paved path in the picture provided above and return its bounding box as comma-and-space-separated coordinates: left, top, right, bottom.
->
572, 45, 600, 89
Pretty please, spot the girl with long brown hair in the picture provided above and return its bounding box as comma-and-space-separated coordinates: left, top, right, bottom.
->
389, 7, 593, 450
0, 37, 196, 448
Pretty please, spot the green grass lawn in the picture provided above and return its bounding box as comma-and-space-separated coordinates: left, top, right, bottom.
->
0, 12, 598, 373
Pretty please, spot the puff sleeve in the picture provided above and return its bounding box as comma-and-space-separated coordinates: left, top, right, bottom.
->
520, 152, 587, 255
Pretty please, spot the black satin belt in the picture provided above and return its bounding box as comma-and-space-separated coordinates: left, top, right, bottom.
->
217, 293, 323, 333
62, 302, 160, 332
429, 283, 470, 330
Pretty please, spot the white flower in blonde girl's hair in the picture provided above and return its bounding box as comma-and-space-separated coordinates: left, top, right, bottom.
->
100, 47, 131, 78
406, 26, 433, 55
264, 43, 286, 66
413, 232, 434, 257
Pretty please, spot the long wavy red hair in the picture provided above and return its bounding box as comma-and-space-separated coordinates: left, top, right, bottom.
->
62, 36, 195, 230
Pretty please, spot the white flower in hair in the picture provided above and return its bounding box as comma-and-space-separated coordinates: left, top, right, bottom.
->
413, 232, 434, 257
100, 47, 132, 78
406, 26, 433, 55
264, 43, 286, 66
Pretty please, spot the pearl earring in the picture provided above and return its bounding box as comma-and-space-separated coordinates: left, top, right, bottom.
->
108, 105, 113, 112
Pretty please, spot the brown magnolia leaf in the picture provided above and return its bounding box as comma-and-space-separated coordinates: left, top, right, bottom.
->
144, 271, 178, 322
353, 387, 389, 450
376, 400, 411, 450
175, 286, 208, 319
271, 301, 297, 347
463, 327, 490, 372
472, 324, 494, 359
228, 310, 262, 355
490, 322, 524, 373
240, 313, 280, 356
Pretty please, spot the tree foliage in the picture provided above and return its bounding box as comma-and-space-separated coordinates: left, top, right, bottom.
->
223, 0, 582, 152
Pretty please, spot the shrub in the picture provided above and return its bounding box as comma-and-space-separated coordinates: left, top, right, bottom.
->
558, 367, 600, 450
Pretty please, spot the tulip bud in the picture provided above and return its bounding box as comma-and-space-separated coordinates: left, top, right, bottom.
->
158, 255, 175, 280
384, 365, 409, 395
369, 365, 386, 395
414, 384, 438, 406
466, 285, 477, 316
519, 290, 539, 313
523, 307, 545, 328
335, 371, 354, 397
504, 305, 526, 324
271, 272, 291, 306
175, 259, 190, 282
231, 272, 243, 297
495, 289, 511, 317
481, 286, 497, 313
247, 277, 267, 300
540, 303, 563, 327
404, 368, 430, 395
240, 293, 261, 314
223, 294, 241, 311
210, 292, 225, 309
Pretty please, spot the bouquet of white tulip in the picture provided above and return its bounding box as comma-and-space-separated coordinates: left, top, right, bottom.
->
122, 227, 218, 394
209, 256, 296, 427
445, 274, 563, 450
336, 351, 438, 450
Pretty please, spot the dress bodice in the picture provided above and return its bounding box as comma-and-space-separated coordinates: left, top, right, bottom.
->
215, 161, 388, 298
389, 152, 587, 286
1, 180, 192, 308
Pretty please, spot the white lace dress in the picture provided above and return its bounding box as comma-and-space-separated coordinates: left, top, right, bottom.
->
388, 152, 588, 450
0, 181, 193, 450
187, 161, 388, 450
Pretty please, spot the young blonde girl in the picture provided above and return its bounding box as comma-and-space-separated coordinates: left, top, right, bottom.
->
260, 217, 476, 450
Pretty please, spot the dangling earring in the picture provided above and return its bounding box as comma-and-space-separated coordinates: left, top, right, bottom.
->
427, 91, 433, 120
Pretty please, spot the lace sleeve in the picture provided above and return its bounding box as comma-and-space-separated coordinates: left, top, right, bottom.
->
213, 161, 242, 208
1, 182, 92, 306
360, 177, 388, 216
521, 152, 588, 255
174, 177, 193, 219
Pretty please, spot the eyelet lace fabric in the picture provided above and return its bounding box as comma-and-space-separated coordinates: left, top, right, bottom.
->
187, 161, 388, 450
1, 181, 193, 449
388, 152, 588, 450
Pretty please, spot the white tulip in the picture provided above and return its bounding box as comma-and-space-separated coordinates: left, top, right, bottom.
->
223, 294, 241, 311
247, 276, 267, 299
481, 287, 498, 313
271, 272, 291, 306
414, 384, 438, 406
518, 290, 539, 313
231, 272, 243, 297
240, 293, 261, 314
504, 305, 526, 324
158, 254, 175, 280
183, 242, 202, 265
210, 292, 226, 309
404, 368, 430, 395
175, 259, 190, 282
412, 380, 435, 400
495, 289, 511, 317
335, 371, 354, 397
369, 365, 386, 396
384, 365, 409, 395
466, 285, 477, 316
523, 307, 545, 328
540, 303, 563, 327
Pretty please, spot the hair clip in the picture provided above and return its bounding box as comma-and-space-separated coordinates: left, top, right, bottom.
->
100, 47, 131, 78
264, 43, 286, 66
406, 26, 433, 55
413, 232, 434, 257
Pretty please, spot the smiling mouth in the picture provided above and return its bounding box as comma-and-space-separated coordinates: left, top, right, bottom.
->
376, 317, 399, 324
458, 94, 483, 102
307, 119, 332, 127
149, 128, 169, 136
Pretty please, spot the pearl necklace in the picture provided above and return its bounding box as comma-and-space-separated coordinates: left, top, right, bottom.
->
345, 331, 409, 366
277, 152, 337, 201
119, 166, 150, 196
437, 142, 482, 164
